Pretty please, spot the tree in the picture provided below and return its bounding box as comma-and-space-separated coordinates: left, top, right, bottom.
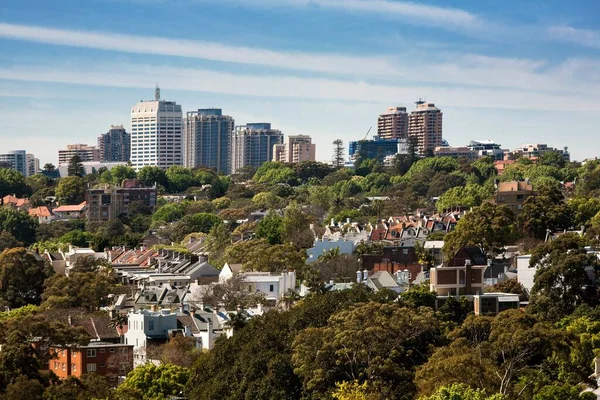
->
332, 139, 345, 169
137, 166, 168, 189
116, 363, 190, 400
0, 232, 23, 252
0, 167, 30, 198
41, 269, 117, 311
294, 161, 335, 182
166, 166, 197, 193
0, 208, 37, 245
67, 154, 84, 177
421, 384, 506, 400
43, 163, 56, 172
282, 201, 314, 248
253, 162, 297, 185
222, 239, 306, 272
486, 278, 528, 301
256, 210, 284, 245
171, 213, 222, 242
529, 234, 600, 320
292, 302, 442, 398
0, 248, 51, 308
100, 165, 137, 185
443, 203, 517, 261
55, 176, 85, 205
1, 375, 44, 400
153, 335, 202, 368
518, 192, 570, 240
108, 312, 127, 342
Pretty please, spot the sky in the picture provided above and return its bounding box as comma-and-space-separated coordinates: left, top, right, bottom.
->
1, 0, 599, 165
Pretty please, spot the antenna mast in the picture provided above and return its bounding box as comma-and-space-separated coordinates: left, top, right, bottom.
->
155, 84, 161, 101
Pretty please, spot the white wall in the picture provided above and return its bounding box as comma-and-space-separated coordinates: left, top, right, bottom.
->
307, 240, 355, 261
516, 255, 535, 293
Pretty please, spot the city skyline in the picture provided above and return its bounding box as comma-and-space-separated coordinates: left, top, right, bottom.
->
1, 1, 599, 164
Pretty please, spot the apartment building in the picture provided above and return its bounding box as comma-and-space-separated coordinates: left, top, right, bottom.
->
58, 144, 101, 165
230, 123, 283, 174
377, 106, 408, 140
494, 180, 536, 213
98, 125, 131, 163
273, 134, 316, 164
49, 342, 133, 384
184, 108, 234, 173
130, 88, 183, 171
86, 179, 157, 222
408, 100, 443, 155
0, 150, 27, 176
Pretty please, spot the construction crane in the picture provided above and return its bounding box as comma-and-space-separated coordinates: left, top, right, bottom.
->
363, 126, 372, 140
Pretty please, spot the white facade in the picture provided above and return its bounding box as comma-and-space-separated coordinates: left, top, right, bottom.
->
230, 123, 283, 174
273, 135, 316, 164
130, 93, 183, 171
516, 255, 535, 293
125, 309, 178, 366
219, 265, 296, 302
307, 238, 356, 261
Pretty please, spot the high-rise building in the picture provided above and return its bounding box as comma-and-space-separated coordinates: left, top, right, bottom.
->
231, 123, 283, 174
58, 144, 101, 165
98, 125, 131, 163
408, 100, 443, 155
377, 107, 408, 140
272, 134, 316, 164
130, 88, 183, 171
26, 153, 39, 177
0, 150, 27, 176
184, 108, 234, 173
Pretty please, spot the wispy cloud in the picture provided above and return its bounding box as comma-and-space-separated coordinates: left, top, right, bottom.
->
0, 62, 597, 112
254, 0, 481, 28
0, 23, 598, 97
548, 26, 600, 49
0, 22, 398, 77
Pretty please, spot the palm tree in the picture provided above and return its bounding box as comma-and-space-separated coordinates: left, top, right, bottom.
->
224, 311, 249, 332
108, 313, 128, 343
318, 247, 341, 262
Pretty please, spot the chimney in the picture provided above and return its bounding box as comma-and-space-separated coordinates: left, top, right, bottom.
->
356, 270, 362, 283
329, 279, 334, 286
67, 315, 72, 326
465, 259, 472, 295
362, 269, 368, 282
257, 303, 263, 314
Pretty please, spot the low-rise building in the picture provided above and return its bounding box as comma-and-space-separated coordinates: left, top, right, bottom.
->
494, 180, 536, 214
87, 179, 157, 222
53, 202, 87, 219
49, 342, 133, 385
29, 206, 54, 224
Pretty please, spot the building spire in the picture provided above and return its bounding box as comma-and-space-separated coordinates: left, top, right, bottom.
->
155, 84, 161, 101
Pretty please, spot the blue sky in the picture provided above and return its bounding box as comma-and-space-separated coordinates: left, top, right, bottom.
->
1, 0, 599, 165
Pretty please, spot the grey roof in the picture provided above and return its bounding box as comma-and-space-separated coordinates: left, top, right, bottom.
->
186, 261, 220, 277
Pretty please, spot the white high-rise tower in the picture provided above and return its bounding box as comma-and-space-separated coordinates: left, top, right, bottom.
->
130, 88, 183, 171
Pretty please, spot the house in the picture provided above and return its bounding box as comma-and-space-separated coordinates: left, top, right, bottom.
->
362, 271, 404, 294
307, 237, 355, 261
219, 264, 296, 305
494, 180, 536, 214
429, 260, 487, 296
2, 195, 30, 209
29, 206, 54, 224
49, 342, 133, 385
125, 308, 178, 366
53, 201, 87, 219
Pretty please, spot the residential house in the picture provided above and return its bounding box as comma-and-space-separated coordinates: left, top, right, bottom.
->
125, 308, 178, 366
219, 263, 296, 305
53, 202, 87, 219
28, 206, 54, 224
2, 195, 29, 209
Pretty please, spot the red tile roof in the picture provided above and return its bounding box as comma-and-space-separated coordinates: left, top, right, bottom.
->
53, 201, 87, 213
29, 206, 52, 218
3, 195, 29, 208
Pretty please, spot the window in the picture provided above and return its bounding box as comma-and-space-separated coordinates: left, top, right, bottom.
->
87, 363, 97, 373
100, 348, 106, 353
269, 284, 274, 292
71, 363, 77, 372
86, 349, 96, 357
516, 194, 524, 200
62, 363, 66, 371
148, 320, 154, 331
110, 348, 115, 353
100, 363, 106, 368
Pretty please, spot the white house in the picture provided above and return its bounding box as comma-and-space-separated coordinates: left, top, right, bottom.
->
219, 264, 297, 303
307, 237, 355, 261
516, 255, 535, 293
124, 309, 177, 366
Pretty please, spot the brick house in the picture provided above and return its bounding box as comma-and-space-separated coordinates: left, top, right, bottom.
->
49, 342, 133, 385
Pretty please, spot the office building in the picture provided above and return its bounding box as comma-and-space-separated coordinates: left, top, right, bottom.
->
86, 179, 157, 222
130, 88, 183, 171
408, 100, 443, 155
58, 144, 101, 165
26, 153, 39, 177
377, 107, 408, 140
272, 134, 316, 164
467, 140, 506, 160
184, 108, 234, 173
348, 137, 399, 161
509, 144, 570, 162
0, 150, 27, 176
231, 123, 283, 174
98, 125, 131, 163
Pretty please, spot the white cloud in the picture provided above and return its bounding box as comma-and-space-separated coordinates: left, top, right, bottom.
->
0, 22, 398, 77
0, 62, 597, 112
548, 26, 600, 49
0, 23, 598, 97
255, 0, 481, 28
